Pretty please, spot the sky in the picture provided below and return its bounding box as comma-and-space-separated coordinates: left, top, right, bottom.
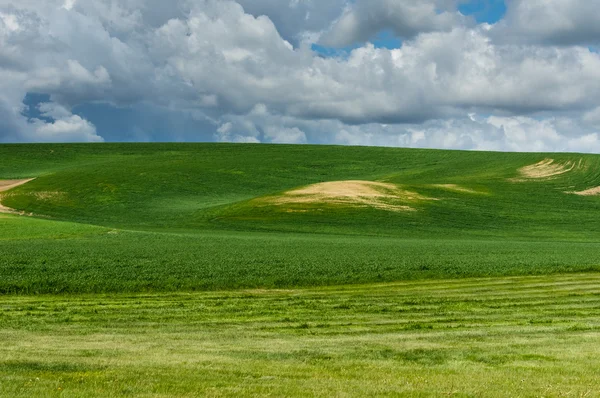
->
2, 0, 600, 152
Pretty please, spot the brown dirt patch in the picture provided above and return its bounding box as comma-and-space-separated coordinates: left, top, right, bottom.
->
570, 186, 600, 196
266, 180, 433, 212
0, 178, 35, 214
518, 159, 576, 179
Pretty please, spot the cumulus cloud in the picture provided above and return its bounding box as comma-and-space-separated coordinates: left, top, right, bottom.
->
0, 4, 104, 142
0, 0, 600, 152
492, 0, 600, 46
31, 114, 102, 143
216, 121, 260, 143
0, 95, 103, 143
155, 6, 600, 124
263, 126, 307, 144
321, 115, 600, 153
237, 0, 347, 45
320, 0, 468, 47
584, 107, 600, 127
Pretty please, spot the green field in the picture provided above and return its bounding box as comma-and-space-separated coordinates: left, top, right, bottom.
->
2, 143, 600, 396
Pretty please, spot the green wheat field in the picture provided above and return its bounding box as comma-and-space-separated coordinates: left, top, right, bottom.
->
2, 143, 600, 396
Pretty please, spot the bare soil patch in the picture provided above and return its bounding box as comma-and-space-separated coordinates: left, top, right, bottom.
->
518, 159, 576, 179
570, 186, 600, 196
0, 178, 35, 214
267, 180, 433, 212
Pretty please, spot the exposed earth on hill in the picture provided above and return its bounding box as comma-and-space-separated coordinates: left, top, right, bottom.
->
0, 179, 35, 214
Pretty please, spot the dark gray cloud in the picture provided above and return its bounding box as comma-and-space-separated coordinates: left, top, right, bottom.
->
492, 0, 600, 46
320, 0, 470, 47
237, 0, 346, 45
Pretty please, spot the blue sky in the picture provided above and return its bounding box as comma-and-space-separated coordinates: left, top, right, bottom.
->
459, 0, 506, 24
312, 30, 403, 57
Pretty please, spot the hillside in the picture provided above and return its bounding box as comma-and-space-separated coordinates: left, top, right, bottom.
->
2, 143, 600, 239
1, 143, 600, 293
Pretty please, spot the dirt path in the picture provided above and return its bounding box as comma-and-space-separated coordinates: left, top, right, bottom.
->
0, 178, 35, 214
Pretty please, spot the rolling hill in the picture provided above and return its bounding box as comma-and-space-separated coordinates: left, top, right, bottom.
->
1, 143, 600, 293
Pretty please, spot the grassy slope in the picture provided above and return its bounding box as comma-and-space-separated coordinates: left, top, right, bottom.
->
2, 143, 600, 238
2, 273, 600, 397
2, 143, 600, 293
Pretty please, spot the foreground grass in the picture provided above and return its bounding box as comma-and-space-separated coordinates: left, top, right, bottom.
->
2, 273, 600, 397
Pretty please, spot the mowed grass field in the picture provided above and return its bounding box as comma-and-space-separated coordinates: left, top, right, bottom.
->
2, 143, 600, 396
3, 274, 600, 397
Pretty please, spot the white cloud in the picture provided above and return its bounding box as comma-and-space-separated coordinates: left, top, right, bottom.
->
32, 114, 102, 143
263, 126, 307, 144
0, 95, 103, 143
319, 115, 600, 153
216, 121, 260, 143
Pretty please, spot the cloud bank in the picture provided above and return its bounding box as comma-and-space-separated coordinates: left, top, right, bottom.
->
1, 0, 600, 152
